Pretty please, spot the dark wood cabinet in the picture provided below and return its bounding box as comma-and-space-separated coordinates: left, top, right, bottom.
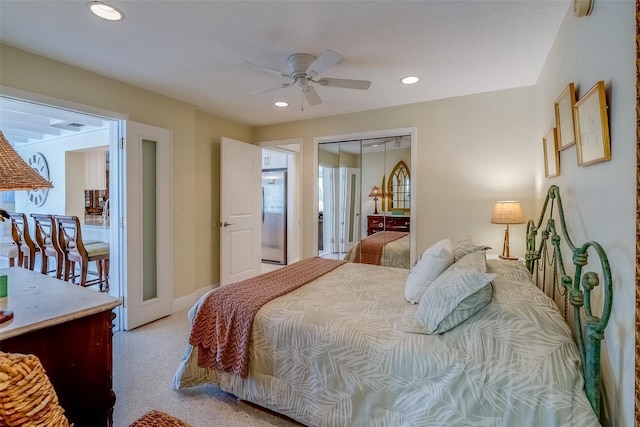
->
0, 267, 120, 427
367, 215, 410, 236
2, 311, 117, 426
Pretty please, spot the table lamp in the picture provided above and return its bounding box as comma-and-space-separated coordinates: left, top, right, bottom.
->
0, 130, 53, 323
369, 186, 382, 214
490, 201, 525, 260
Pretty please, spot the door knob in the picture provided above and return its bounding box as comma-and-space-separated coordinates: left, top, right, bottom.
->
222, 221, 235, 227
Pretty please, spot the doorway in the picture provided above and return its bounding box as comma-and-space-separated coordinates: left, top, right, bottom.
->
259, 139, 302, 267
0, 93, 174, 331
261, 147, 297, 266
0, 94, 124, 319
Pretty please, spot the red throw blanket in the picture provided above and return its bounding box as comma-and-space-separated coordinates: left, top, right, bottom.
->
189, 257, 345, 377
353, 231, 408, 265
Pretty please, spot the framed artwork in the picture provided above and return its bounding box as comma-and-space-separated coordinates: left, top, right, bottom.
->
554, 83, 576, 150
543, 128, 560, 178
574, 80, 611, 166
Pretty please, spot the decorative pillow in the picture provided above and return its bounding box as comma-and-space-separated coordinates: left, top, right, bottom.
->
414, 252, 496, 334
404, 238, 453, 304
429, 283, 493, 333
452, 250, 488, 273
453, 236, 491, 262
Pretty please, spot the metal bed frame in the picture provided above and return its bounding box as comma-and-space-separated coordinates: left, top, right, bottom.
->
524, 185, 613, 420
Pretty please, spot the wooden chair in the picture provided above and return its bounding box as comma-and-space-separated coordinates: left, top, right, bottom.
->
31, 213, 64, 279
9, 212, 40, 270
54, 215, 110, 291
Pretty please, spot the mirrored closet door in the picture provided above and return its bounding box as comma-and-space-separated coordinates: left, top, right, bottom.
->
318, 135, 411, 268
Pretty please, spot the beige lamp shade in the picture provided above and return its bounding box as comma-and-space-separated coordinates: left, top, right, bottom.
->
368, 186, 383, 198
491, 201, 525, 260
0, 130, 53, 191
490, 201, 525, 225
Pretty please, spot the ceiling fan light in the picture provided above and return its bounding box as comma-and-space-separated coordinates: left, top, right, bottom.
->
88, 1, 124, 21
400, 75, 420, 85
274, 101, 288, 108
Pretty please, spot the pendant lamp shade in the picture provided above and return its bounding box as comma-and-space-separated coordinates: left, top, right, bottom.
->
0, 131, 53, 191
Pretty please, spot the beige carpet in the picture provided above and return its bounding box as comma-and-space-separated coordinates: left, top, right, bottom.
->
112, 309, 302, 427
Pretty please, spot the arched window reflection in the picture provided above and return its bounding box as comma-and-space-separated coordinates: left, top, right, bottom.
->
388, 160, 410, 211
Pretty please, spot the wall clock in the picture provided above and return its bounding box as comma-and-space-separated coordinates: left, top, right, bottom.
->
26, 152, 50, 207
574, 0, 593, 17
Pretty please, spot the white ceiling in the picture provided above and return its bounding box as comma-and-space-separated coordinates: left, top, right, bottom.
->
0, 0, 570, 139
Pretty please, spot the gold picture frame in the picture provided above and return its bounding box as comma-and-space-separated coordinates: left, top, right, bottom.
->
575, 80, 611, 166
554, 82, 577, 150
543, 128, 560, 178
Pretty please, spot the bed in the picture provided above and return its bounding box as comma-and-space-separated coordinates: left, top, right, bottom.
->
343, 231, 410, 269
174, 185, 611, 426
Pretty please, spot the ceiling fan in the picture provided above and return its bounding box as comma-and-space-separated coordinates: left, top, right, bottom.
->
247, 49, 371, 107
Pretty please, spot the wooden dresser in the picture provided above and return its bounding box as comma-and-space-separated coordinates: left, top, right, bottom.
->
367, 215, 411, 236
0, 267, 121, 427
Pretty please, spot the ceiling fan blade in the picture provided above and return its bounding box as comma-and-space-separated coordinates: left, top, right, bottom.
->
306, 50, 343, 78
243, 61, 290, 78
248, 83, 291, 96
304, 86, 322, 106
317, 78, 371, 90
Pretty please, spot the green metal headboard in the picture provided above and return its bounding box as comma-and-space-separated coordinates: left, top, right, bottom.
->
524, 185, 612, 420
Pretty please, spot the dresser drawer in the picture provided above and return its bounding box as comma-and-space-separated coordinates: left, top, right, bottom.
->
367, 215, 410, 235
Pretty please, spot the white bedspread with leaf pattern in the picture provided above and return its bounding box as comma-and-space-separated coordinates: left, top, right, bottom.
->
173, 260, 599, 426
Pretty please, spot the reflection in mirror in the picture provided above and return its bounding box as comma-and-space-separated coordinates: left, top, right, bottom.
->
389, 160, 410, 212
318, 135, 411, 269
318, 140, 361, 258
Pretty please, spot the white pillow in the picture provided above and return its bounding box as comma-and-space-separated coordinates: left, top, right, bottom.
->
404, 238, 453, 304
414, 253, 496, 334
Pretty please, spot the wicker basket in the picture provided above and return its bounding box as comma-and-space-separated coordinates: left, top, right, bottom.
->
0, 352, 69, 427
129, 410, 192, 427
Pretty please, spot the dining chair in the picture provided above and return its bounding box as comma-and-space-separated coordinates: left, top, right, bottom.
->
30, 213, 64, 279
54, 215, 110, 291
9, 212, 40, 270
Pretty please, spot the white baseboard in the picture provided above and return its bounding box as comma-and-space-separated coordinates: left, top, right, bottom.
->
171, 283, 217, 313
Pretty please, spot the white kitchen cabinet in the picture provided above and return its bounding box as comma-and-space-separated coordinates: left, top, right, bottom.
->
85, 151, 107, 190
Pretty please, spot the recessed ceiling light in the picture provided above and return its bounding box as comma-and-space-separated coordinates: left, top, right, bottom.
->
88, 1, 124, 21
274, 101, 289, 108
400, 76, 420, 85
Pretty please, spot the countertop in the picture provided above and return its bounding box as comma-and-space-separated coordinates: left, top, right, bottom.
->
0, 267, 121, 340
82, 223, 110, 230
83, 215, 110, 228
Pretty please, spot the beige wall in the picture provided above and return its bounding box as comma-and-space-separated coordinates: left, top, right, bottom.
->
0, 43, 253, 300
534, 2, 635, 426
254, 86, 537, 260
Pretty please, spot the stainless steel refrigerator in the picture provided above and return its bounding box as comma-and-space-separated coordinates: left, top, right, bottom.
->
262, 169, 287, 265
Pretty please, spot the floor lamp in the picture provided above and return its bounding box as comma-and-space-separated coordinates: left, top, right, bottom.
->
0, 130, 53, 323
490, 201, 525, 260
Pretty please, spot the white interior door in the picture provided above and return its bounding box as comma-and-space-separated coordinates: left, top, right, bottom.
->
339, 167, 360, 253
319, 166, 335, 255
220, 137, 262, 286
122, 121, 172, 330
